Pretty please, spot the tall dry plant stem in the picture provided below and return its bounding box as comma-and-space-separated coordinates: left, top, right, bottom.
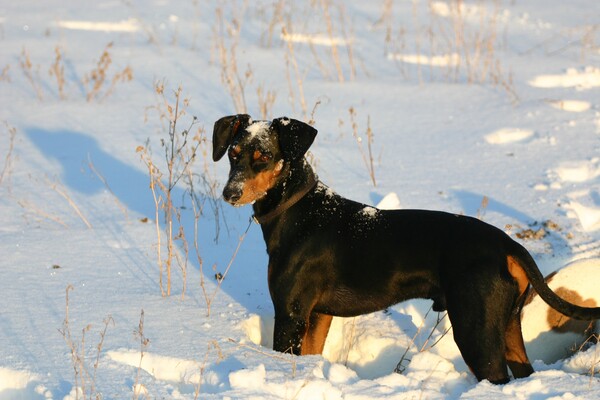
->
59, 285, 114, 400
348, 108, 377, 187
203, 218, 252, 317
133, 309, 150, 399
19, 47, 43, 100
49, 46, 66, 99
214, 7, 251, 113
47, 178, 93, 229
282, 26, 308, 118
321, 0, 345, 83
140, 83, 206, 299
84, 42, 133, 102
0, 121, 17, 190
394, 306, 451, 373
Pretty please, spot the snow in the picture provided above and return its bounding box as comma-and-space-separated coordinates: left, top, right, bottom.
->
387, 53, 461, 67
280, 32, 350, 47
528, 67, 600, 90
1, 0, 600, 399
246, 120, 271, 138
484, 128, 535, 145
55, 19, 141, 33
548, 100, 592, 113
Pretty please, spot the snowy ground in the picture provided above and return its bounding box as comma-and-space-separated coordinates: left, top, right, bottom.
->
0, 0, 599, 398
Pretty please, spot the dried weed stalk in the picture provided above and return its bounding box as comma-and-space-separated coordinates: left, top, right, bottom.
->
0, 121, 17, 190
257, 84, 277, 120
47, 177, 93, 229
395, 305, 451, 374
59, 285, 114, 400
140, 82, 224, 302
17, 198, 69, 228
88, 154, 129, 219
386, 0, 518, 101
49, 45, 67, 99
477, 195, 489, 220
203, 218, 252, 317
228, 338, 298, 378
321, 0, 345, 83
19, 47, 43, 100
139, 84, 201, 298
1, 64, 11, 82
84, 42, 133, 102
133, 309, 150, 400
213, 7, 251, 113
348, 107, 377, 187
193, 340, 225, 399
282, 25, 308, 118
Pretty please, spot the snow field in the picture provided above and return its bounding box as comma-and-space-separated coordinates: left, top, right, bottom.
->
0, 0, 599, 398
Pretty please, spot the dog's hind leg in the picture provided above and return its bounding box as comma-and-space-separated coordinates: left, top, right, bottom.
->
301, 312, 333, 355
505, 312, 534, 378
450, 311, 510, 383
445, 274, 513, 383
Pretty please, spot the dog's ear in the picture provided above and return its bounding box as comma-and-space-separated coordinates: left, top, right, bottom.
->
212, 114, 251, 161
272, 117, 317, 161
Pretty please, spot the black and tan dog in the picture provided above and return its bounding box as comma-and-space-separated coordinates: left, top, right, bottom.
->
212, 114, 600, 384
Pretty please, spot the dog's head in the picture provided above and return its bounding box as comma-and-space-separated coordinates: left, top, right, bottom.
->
213, 114, 317, 206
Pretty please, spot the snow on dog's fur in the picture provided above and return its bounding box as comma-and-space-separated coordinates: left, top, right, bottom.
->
521, 258, 600, 363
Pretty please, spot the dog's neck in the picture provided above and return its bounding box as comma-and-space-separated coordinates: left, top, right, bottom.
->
252, 159, 317, 225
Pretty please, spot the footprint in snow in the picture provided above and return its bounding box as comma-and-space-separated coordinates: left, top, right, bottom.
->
546, 99, 591, 113
566, 200, 600, 232
546, 158, 600, 232
484, 128, 534, 144
528, 66, 600, 90
554, 158, 600, 183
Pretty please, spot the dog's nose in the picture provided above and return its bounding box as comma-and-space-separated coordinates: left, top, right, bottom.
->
223, 186, 242, 204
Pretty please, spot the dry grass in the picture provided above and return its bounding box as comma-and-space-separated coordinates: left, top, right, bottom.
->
348, 107, 377, 187
19, 47, 43, 100
213, 7, 251, 113
282, 25, 308, 118
87, 154, 129, 219
49, 45, 66, 99
0, 64, 11, 82
139, 83, 202, 298
141, 82, 231, 307
17, 198, 69, 228
133, 309, 150, 400
203, 218, 252, 317
257, 84, 277, 120
0, 121, 17, 191
394, 305, 451, 374
84, 42, 133, 102
16, 43, 132, 101
227, 338, 297, 378
59, 285, 114, 400
47, 178, 93, 229
476, 195, 489, 220
534, 24, 599, 62
385, 0, 518, 101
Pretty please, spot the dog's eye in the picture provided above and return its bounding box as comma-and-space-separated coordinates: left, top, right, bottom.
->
229, 145, 242, 160
253, 151, 271, 163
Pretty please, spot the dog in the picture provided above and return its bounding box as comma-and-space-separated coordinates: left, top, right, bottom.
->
212, 114, 600, 384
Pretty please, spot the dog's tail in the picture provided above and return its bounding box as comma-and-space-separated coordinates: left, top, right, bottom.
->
509, 241, 600, 320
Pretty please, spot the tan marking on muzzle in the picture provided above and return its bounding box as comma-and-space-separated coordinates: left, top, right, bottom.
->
237, 161, 283, 204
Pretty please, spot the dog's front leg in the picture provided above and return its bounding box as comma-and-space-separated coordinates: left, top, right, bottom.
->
273, 313, 308, 355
